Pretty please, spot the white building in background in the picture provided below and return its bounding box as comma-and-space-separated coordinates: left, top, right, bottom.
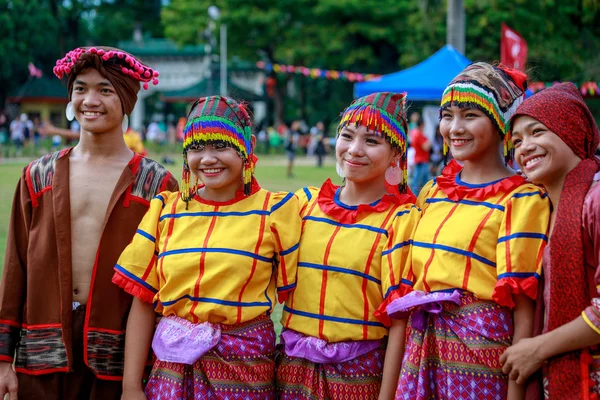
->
118, 37, 266, 131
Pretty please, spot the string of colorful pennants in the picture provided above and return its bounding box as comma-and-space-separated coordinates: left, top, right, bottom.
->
255, 61, 381, 83
256, 61, 600, 97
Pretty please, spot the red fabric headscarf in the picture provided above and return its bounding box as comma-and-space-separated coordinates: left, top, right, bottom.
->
512, 82, 600, 399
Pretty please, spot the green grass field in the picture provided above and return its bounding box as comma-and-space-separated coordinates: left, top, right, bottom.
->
0, 152, 339, 334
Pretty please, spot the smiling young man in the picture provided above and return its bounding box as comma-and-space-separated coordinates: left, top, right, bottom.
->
0, 47, 178, 400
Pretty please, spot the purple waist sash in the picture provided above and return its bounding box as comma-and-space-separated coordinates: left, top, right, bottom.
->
152, 315, 221, 365
281, 329, 381, 364
386, 290, 462, 330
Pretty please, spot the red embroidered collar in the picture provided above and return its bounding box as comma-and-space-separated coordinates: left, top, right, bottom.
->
193, 178, 261, 206
317, 179, 403, 224
435, 160, 525, 201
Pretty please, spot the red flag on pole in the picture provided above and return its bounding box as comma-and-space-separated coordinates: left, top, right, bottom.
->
501, 23, 528, 71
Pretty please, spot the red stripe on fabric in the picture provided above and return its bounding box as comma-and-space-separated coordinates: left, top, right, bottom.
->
505, 198, 513, 273
422, 203, 459, 292
157, 196, 180, 302
87, 327, 125, 335
92, 373, 123, 381
83, 235, 104, 370
236, 193, 270, 323
462, 210, 494, 289
286, 198, 319, 329
318, 226, 341, 339
15, 367, 69, 375
0, 356, 13, 363
141, 254, 158, 282
386, 227, 396, 287
361, 207, 397, 339
127, 196, 150, 207
25, 161, 38, 207
21, 323, 61, 329
0, 320, 21, 328
189, 206, 219, 324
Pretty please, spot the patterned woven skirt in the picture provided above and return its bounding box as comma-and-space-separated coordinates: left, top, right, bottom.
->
275, 341, 386, 400
396, 292, 513, 400
144, 314, 276, 400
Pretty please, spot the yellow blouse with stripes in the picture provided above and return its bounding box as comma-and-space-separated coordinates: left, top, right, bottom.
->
113, 184, 300, 325
282, 180, 420, 342
406, 163, 551, 307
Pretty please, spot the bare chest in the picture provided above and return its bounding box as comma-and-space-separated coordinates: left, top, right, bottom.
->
69, 161, 127, 302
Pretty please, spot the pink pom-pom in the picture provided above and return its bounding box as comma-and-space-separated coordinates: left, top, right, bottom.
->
89, 47, 97, 54
152, 78, 159, 85
153, 71, 159, 77
125, 56, 132, 64
144, 70, 151, 78
121, 67, 129, 74
65, 67, 71, 74
97, 49, 105, 56
143, 83, 149, 90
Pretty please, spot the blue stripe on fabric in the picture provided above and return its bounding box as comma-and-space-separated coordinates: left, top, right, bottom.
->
271, 192, 294, 213
283, 306, 385, 327
298, 262, 381, 284
456, 173, 505, 188
431, 287, 465, 294
425, 197, 504, 211
114, 264, 158, 293
158, 248, 272, 263
159, 210, 270, 221
334, 188, 381, 210
302, 187, 312, 202
412, 241, 496, 267
302, 216, 388, 236
154, 194, 165, 208
382, 240, 412, 256
396, 206, 420, 218
384, 284, 400, 299
160, 295, 270, 307
498, 272, 541, 279
277, 282, 297, 292
512, 191, 549, 199
497, 232, 548, 243
136, 229, 156, 243
280, 242, 299, 256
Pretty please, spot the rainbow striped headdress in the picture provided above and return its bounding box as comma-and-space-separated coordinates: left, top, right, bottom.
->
440, 62, 527, 161
337, 92, 409, 192
181, 96, 254, 202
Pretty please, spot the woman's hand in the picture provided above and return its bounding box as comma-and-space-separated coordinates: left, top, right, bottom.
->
500, 336, 545, 384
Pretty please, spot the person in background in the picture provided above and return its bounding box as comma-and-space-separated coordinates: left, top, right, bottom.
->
409, 118, 431, 194
286, 120, 301, 178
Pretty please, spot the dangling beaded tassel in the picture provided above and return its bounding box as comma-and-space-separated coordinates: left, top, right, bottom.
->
243, 160, 252, 196
442, 140, 449, 167
181, 164, 191, 209
398, 152, 408, 194
504, 133, 511, 165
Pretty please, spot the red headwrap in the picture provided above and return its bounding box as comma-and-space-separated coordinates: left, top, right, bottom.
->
512, 83, 600, 399
54, 46, 159, 116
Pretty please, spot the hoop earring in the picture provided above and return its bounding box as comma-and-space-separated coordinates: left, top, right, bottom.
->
385, 163, 402, 185
122, 115, 129, 132
65, 102, 75, 121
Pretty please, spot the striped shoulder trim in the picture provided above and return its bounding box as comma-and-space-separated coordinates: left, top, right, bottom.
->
130, 157, 172, 203
26, 149, 69, 207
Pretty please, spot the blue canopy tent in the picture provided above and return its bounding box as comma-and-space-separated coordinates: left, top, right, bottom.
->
354, 45, 471, 100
